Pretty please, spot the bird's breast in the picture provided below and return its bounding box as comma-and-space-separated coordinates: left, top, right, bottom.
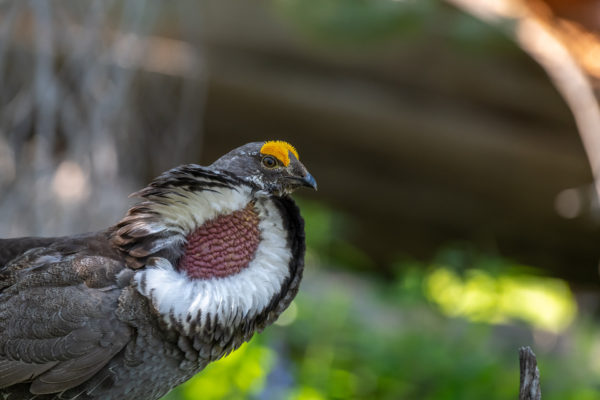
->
133, 195, 293, 337
178, 202, 260, 279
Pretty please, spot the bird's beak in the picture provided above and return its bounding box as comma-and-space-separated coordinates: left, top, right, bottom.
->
300, 172, 318, 191
283, 171, 318, 193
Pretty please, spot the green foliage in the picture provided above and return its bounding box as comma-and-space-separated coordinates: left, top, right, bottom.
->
283, 276, 519, 400
163, 263, 600, 400
425, 267, 577, 332
418, 245, 577, 332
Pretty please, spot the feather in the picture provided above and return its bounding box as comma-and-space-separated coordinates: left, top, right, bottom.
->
0, 360, 57, 388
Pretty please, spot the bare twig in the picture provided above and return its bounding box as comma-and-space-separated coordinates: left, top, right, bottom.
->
519, 346, 541, 400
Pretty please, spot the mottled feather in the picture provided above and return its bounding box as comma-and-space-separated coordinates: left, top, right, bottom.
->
0, 237, 131, 396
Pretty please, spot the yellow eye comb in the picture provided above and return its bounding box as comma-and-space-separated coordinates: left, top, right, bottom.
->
260, 140, 299, 167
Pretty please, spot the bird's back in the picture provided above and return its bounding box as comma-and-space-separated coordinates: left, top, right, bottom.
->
0, 237, 61, 269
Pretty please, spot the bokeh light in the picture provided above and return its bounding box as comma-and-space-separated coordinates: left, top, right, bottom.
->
425, 267, 577, 332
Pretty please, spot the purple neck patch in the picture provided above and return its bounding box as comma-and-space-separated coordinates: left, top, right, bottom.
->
179, 203, 261, 279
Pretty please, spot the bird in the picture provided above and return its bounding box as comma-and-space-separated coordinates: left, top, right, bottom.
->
0, 140, 316, 400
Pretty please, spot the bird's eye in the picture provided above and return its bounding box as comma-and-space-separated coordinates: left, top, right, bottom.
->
262, 155, 277, 168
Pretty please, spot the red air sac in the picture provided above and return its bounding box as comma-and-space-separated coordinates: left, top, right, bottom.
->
179, 203, 261, 279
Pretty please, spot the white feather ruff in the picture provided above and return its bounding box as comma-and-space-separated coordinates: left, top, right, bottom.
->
133, 186, 292, 334
148, 185, 253, 234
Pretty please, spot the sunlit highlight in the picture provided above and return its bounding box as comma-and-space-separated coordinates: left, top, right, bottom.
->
425, 267, 577, 333
51, 161, 90, 203
554, 188, 583, 219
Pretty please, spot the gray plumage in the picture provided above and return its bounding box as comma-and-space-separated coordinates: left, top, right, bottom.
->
0, 142, 315, 399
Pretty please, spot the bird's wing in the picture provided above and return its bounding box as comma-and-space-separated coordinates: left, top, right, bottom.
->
0, 240, 132, 395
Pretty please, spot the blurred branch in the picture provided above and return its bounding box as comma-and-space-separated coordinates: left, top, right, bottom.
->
447, 0, 600, 205
0, 2, 207, 237
518, 16, 600, 205
519, 346, 541, 400
0, 7, 201, 78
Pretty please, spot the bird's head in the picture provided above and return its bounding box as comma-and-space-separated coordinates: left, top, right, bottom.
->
210, 141, 317, 196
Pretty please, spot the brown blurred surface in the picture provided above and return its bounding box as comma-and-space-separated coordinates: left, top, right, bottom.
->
540, 0, 600, 32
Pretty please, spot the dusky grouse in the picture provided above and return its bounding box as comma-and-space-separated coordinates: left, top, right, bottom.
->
0, 140, 316, 400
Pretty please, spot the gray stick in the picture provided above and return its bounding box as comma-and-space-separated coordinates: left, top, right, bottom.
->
519, 346, 541, 400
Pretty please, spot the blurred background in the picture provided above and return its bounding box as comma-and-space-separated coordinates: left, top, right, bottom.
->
1, 0, 600, 398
